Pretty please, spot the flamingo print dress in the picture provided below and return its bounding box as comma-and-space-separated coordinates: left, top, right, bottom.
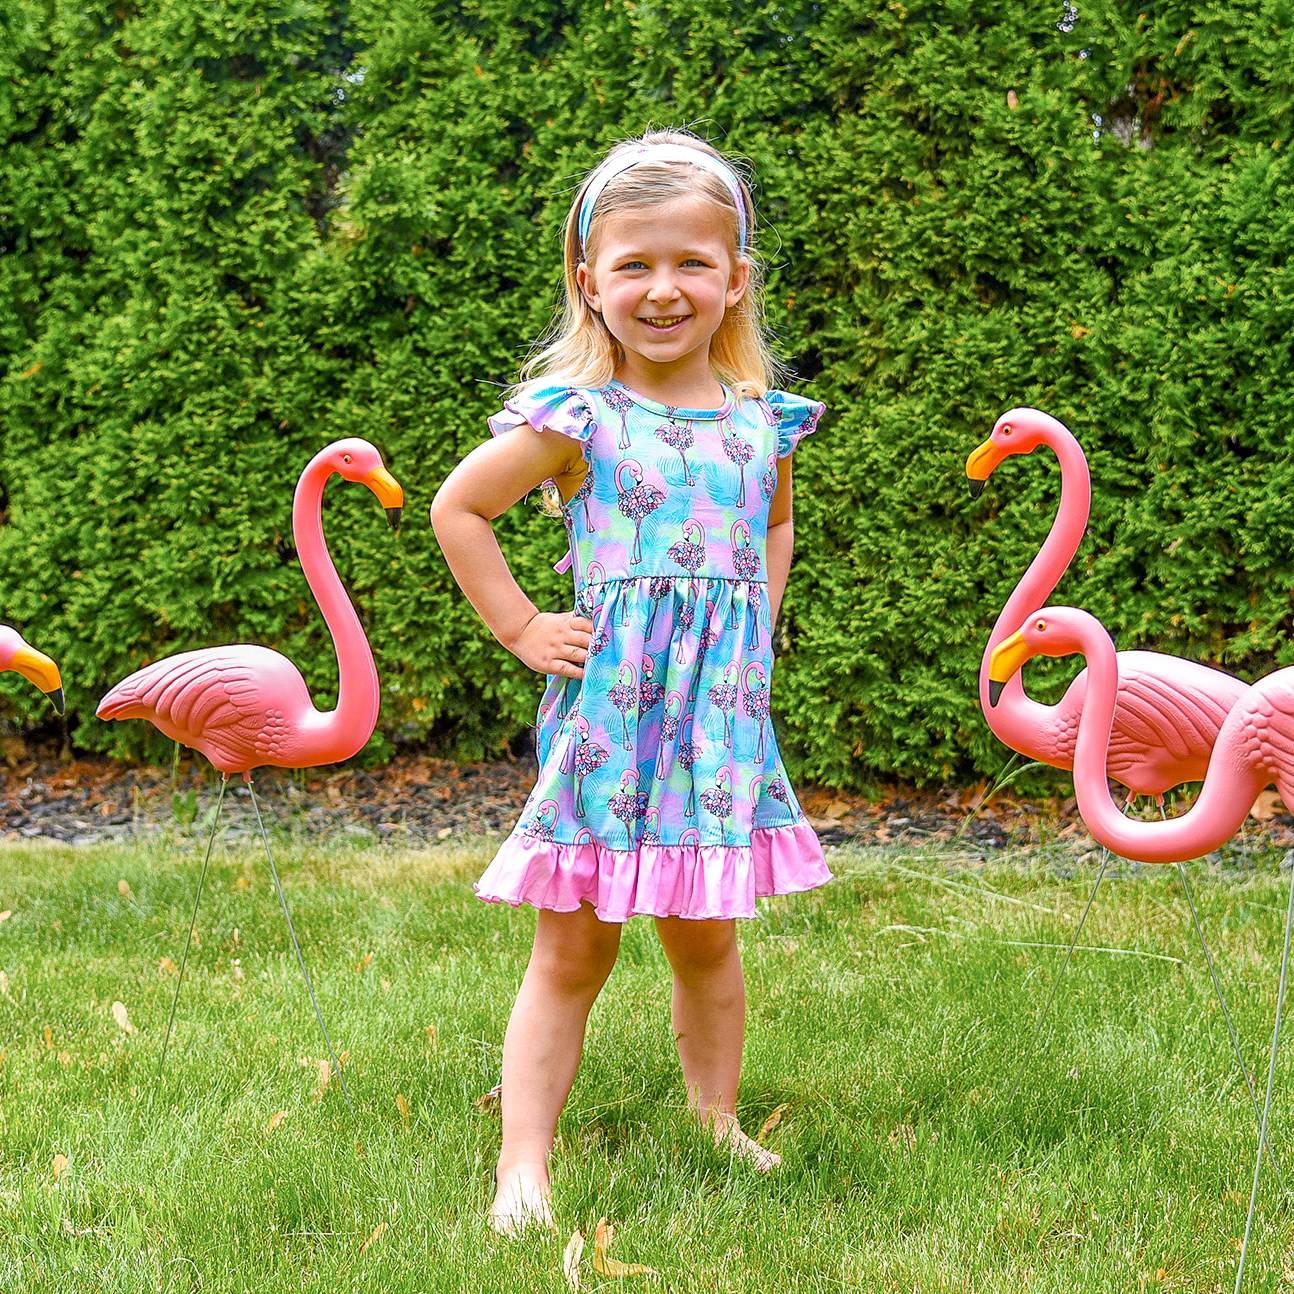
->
475, 380, 831, 922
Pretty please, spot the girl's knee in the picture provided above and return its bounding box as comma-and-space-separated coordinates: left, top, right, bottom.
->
529, 905, 622, 995
655, 916, 740, 976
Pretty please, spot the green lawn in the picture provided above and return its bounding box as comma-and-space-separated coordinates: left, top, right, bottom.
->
2, 822, 1293, 1291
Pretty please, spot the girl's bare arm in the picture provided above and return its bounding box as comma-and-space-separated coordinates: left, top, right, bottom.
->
431, 426, 594, 678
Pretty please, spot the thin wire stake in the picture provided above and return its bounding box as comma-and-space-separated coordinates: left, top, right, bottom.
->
1235, 849, 1294, 1294
1004, 848, 1110, 1108
247, 778, 355, 1114
1175, 858, 1285, 1193
151, 775, 228, 1108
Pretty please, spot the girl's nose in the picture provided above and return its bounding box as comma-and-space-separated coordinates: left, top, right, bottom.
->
646, 274, 681, 303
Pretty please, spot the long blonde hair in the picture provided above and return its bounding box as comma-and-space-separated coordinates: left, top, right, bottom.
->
517, 129, 784, 400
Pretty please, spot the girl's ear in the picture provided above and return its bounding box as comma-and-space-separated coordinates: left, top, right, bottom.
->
576, 262, 601, 312
726, 257, 751, 308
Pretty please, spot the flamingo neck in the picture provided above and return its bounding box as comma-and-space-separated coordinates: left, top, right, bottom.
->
294, 458, 379, 747
1069, 619, 1253, 863
980, 432, 1091, 741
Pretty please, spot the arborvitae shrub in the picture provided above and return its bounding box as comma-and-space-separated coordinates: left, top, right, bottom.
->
2, 0, 1291, 788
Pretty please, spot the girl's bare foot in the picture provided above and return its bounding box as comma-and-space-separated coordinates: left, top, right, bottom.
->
489, 1162, 556, 1236
713, 1119, 781, 1172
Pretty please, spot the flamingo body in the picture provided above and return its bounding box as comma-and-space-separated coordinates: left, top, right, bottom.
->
96, 438, 403, 779
991, 607, 1294, 865
969, 407, 1248, 797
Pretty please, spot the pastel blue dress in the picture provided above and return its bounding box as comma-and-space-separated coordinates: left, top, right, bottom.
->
475, 380, 831, 922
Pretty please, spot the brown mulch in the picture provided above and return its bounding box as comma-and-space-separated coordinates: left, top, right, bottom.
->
2, 740, 1294, 857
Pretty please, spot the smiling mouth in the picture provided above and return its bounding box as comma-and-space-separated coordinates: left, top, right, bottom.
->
641, 316, 690, 331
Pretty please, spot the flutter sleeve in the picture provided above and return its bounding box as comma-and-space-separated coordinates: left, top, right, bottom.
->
487, 383, 597, 454
764, 389, 825, 458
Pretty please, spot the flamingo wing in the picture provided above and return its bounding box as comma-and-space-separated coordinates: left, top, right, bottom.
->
97, 645, 313, 775
1060, 650, 1249, 797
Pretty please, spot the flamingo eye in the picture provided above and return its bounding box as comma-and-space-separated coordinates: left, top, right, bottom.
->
1035, 618, 1047, 631
1001, 425, 1013, 436
342, 454, 353, 464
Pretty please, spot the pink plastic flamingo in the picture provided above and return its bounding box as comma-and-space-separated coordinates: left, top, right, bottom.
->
96, 437, 403, 1107
0, 626, 64, 714
968, 408, 1248, 798
990, 607, 1294, 865
97, 439, 403, 775
990, 604, 1294, 1289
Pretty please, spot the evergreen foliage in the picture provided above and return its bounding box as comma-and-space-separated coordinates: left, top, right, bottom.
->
1, 0, 1291, 786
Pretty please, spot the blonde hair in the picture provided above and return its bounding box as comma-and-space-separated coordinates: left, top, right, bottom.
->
516, 129, 785, 401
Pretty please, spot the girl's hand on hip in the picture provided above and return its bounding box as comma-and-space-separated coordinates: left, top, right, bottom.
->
512, 612, 594, 679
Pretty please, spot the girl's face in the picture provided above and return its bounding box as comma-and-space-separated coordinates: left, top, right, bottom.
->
577, 194, 750, 398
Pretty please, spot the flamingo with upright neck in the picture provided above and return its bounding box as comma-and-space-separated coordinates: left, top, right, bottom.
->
969, 408, 1248, 797
97, 438, 403, 775
95, 437, 403, 1108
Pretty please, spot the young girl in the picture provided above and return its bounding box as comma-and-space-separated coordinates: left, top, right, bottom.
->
430, 128, 831, 1234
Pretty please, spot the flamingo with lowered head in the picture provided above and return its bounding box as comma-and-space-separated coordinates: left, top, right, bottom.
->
968, 408, 1248, 798
97, 437, 404, 1106
990, 604, 1294, 1290
0, 626, 64, 714
990, 606, 1294, 865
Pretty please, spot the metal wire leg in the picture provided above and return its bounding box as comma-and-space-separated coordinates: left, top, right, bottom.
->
246, 779, 355, 1113
1175, 861, 1285, 1193
1004, 849, 1111, 1107
151, 775, 228, 1105
1234, 850, 1294, 1293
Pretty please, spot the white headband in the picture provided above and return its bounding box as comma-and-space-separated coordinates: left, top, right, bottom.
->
577, 143, 749, 255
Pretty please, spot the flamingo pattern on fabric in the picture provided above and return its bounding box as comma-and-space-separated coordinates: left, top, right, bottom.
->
476, 379, 829, 922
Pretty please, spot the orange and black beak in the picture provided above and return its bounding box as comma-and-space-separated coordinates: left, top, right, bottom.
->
987, 630, 1031, 707
364, 465, 404, 532
966, 435, 1009, 500
10, 643, 65, 715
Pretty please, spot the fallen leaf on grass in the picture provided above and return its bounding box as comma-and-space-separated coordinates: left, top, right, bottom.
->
43, 1026, 53, 1048
358, 1221, 387, 1255
563, 1229, 585, 1290
757, 1104, 790, 1142
355, 952, 373, 974
0, 909, 12, 923
52, 1154, 69, 1182
592, 1218, 657, 1277
267, 1110, 289, 1132
475, 1082, 502, 1115
112, 1001, 138, 1035
380, 977, 392, 993
0, 970, 14, 1003
158, 957, 178, 976
425, 1023, 438, 1050
117, 879, 134, 902
316, 1059, 332, 1095
396, 1093, 411, 1129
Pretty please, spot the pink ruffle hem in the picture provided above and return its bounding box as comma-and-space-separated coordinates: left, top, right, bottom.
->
475, 820, 831, 923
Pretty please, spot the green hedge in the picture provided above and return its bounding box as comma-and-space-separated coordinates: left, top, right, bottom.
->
2, 0, 1292, 787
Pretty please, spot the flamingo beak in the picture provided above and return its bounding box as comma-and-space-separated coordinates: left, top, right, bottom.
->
987, 630, 1032, 708
10, 644, 65, 714
363, 466, 404, 531
965, 436, 1006, 498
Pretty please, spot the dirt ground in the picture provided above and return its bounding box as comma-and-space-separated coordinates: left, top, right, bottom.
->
3, 740, 1294, 859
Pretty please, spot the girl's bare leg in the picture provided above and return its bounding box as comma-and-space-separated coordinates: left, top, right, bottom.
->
492, 903, 622, 1233
653, 916, 779, 1171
